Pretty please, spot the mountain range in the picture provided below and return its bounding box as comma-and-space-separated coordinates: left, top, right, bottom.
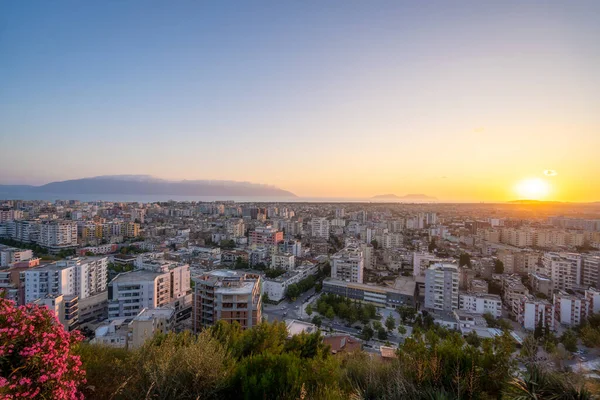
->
0, 175, 297, 197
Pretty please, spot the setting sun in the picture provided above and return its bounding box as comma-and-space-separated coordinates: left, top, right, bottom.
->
515, 178, 551, 200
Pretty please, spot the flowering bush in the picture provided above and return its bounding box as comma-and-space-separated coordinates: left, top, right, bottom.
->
0, 297, 85, 399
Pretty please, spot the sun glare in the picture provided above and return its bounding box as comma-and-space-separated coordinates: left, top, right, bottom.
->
515, 178, 550, 200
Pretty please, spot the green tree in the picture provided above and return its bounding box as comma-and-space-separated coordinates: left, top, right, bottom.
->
494, 259, 504, 274
534, 314, 544, 340
311, 315, 322, 328
397, 325, 407, 336
377, 327, 388, 341
325, 306, 335, 320
464, 331, 481, 347
459, 253, 471, 267
286, 284, 301, 300
396, 305, 416, 324
560, 329, 578, 352
305, 304, 313, 317
370, 239, 378, 249
520, 334, 539, 363
361, 325, 374, 342
428, 237, 437, 252
385, 314, 396, 332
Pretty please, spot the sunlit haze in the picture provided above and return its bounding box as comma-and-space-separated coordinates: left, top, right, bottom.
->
1, 1, 599, 202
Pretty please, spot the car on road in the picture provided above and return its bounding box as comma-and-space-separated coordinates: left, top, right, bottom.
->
283, 312, 287, 317
281, 306, 286, 310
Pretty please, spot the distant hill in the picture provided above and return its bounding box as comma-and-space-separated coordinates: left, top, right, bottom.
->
0, 175, 297, 197
371, 193, 437, 201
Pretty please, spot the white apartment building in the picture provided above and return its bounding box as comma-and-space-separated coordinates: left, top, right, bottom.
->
0, 246, 33, 267
553, 291, 587, 327
226, 219, 245, 238
585, 287, 600, 316
424, 263, 459, 312
278, 239, 302, 257
38, 220, 78, 249
331, 246, 364, 283
517, 296, 554, 331
108, 262, 190, 319
541, 252, 581, 291
311, 217, 330, 239
263, 263, 320, 302
459, 292, 502, 318
413, 251, 442, 276
24, 257, 108, 303
581, 254, 600, 289
271, 253, 295, 270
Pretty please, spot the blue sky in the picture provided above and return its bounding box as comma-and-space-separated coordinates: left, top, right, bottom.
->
1, 1, 599, 200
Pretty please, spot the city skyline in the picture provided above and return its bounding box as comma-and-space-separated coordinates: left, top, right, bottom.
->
2, 1, 599, 202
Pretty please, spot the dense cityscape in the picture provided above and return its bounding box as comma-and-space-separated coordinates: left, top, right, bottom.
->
1, 199, 600, 398
3, 1, 600, 398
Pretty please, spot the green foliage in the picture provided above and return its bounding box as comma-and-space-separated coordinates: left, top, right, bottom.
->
377, 326, 388, 340
464, 331, 481, 348
370, 239, 378, 249
316, 294, 378, 324
385, 314, 396, 332
579, 324, 600, 348
265, 268, 286, 279
494, 259, 504, 274
312, 315, 323, 328
286, 275, 316, 299
108, 262, 134, 274
219, 239, 236, 249
560, 329, 578, 352
0, 237, 48, 255
503, 363, 592, 400
397, 305, 417, 324
459, 253, 471, 268
428, 237, 437, 252
305, 304, 313, 316
397, 324, 407, 336
234, 257, 249, 269
361, 325, 374, 342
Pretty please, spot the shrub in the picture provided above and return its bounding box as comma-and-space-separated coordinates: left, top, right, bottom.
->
0, 298, 86, 399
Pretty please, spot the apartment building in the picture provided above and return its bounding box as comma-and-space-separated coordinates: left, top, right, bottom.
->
529, 272, 553, 297
263, 263, 320, 302
424, 263, 459, 312
517, 296, 555, 331
271, 253, 295, 270
0, 245, 33, 267
553, 291, 587, 327
0, 209, 23, 222
459, 292, 502, 318
225, 218, 245, 238
249, 226, 283, 247
278, 239, 302, 257
331, 246, 364, 283
581, 254, 600, 289
541, 252, 581, 291
311, 217, 330, 239
192, 270, 262, 332
108, 261, 191, 319
37, 220, 78, 249
585, 288, 600, 316
412, 251, 442, 277
24, 257, 108, 303
34, 293, 79, 331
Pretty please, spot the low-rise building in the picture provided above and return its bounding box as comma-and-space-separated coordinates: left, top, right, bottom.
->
459, 292, 502, 318
322, 277, 415, 308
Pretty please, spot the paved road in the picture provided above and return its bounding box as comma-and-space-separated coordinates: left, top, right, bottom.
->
263, 288, 317, 322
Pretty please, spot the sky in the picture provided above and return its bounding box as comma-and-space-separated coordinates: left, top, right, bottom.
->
1, 1, 599, 202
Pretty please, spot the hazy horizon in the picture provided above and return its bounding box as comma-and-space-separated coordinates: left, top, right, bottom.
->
1, 1, 599, 202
